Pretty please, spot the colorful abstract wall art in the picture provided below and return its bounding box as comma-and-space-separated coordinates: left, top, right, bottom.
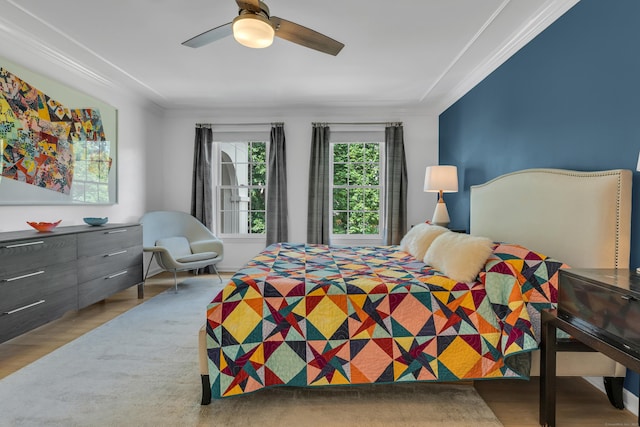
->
0, 66, 111, 198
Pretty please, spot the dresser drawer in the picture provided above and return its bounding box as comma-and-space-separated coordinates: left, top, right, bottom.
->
0, 285, 77, 343
78, 262, 143, 308
77, 225, 142, 257
0, 261, 77, 313
77, 245, 143, 283
0, 223, 143, 344
0, 234, 76, 275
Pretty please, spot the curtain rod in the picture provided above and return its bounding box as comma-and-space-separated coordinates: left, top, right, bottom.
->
196, 122, 282, 128
196, 121, 401, 128
312, 121, 402, 126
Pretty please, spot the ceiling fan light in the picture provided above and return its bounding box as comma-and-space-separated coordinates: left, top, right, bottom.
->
232, 14, 274, 49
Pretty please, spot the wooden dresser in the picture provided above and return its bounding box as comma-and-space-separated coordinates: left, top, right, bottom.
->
0, 223, 143, 344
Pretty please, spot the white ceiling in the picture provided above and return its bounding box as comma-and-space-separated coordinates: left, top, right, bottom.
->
0, 0, 578, 113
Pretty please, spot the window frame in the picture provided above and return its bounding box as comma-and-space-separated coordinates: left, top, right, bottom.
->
212, 130, 270, 240
329, 133, 386, 244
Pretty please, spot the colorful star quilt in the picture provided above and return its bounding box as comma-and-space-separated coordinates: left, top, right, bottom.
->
206, 242, 564, 398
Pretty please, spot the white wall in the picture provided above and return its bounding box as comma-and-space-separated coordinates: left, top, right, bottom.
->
156, 107, 439, 271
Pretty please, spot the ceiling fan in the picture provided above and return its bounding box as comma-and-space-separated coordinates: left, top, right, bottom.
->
182, 0, 344, 56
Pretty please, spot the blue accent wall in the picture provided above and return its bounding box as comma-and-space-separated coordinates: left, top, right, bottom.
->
440, 0, 640, 396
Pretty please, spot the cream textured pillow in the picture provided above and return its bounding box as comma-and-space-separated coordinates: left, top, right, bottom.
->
399, 223, 449, 261
423, 232, 494, 283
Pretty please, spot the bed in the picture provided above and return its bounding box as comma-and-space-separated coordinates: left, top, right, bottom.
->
199, 168, 632, 404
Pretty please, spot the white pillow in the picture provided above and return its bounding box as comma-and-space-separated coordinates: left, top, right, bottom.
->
423, 232, 494, 283
399, 223, 449, 261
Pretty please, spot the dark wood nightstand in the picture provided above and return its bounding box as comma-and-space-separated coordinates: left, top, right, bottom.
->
540, 268, 640, 427
449, 228, 467, 233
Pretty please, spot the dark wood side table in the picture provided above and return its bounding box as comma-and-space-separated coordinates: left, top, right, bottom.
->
540, 268, 640, 427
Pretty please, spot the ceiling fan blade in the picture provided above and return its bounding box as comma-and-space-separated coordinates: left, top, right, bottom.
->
236, 0, 262, 13
270, 17, 344, 56
182, 22, 233, 48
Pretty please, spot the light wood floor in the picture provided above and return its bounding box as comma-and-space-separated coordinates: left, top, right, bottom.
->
0, 272, 637, 426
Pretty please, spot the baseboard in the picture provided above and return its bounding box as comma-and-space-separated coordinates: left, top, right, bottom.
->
584, 376, 638, 416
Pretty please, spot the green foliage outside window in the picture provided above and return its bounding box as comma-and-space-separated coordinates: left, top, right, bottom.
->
332, 142, 381, 235
248, 141, 266, 234
249, 142, 267, 234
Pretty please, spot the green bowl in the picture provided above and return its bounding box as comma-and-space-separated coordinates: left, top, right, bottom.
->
83, 217, 108, 226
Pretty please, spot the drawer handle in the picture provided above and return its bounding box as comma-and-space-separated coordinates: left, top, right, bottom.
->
106, 229, 127, 234
105, 250, 127, 257
107, 270, 128, 279
3, 299, 46, 315
621, 294, 638, 302
2, 270, 45, 282
3, 241, 44, 249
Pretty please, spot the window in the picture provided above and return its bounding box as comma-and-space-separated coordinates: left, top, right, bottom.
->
217, 140, 267, 236
72, 140, 112, 203
330, 141, 384, 240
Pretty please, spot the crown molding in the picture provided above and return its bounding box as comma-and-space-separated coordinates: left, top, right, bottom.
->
0, 12, 114, 88
430, 0, 580, 115
1, 0, 166, 105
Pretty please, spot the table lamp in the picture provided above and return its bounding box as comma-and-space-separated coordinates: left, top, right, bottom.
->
424, 165, 458, 227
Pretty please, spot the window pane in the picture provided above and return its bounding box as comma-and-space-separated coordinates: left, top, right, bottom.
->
72, 182, 86, 202
333, 211, 347, 234
250, 211, 265, 234
349, 188, 364, 210
348, 212, 364, 234
365, 164, 379, 185
365, 143, 379, 162
348, 163, 365, 186
334, 163, 348, 185
97, 184, 109, 203
250, 188, 265, 210
334, 143, 348, 162
364, 189, 379, 211
251, 163, 266, 186
220, 142, 239, 164
349, 143, 364, 162
74, 159, 87, 180
364, 211, 379, 234
249, 141, 266, 163
333, 188, 348, 210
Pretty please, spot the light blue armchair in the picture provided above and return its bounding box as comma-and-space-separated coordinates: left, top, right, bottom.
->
140, 211, 223, 292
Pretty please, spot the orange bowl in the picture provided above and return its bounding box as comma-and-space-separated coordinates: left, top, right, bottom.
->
27, 220, 62, 232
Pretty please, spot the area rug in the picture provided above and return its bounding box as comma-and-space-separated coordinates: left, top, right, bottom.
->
0, 278, 503, 427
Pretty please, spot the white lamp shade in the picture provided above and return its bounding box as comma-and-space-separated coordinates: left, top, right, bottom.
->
424, 165, 458, 193
636, 152, 640, 172
232, 14, 275, 48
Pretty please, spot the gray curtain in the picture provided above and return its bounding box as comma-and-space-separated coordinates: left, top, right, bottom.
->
191, 125, 215, 273
383, 123, 408, 245
266, 123, 288, 245
307, 124, 330, 244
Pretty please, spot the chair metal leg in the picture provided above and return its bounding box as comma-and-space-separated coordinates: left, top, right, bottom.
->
212, 265, 222, 282
173, 270, 178, 293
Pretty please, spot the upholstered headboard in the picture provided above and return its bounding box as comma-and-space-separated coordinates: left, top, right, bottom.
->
470, 168, 632, 269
